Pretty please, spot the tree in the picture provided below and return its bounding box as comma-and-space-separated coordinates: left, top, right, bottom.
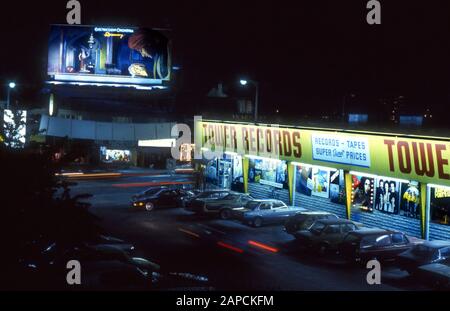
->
0, 145, 101, 289
2, 109, 27, 148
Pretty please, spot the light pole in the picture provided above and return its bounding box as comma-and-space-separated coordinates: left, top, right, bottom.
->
240, 79, 259, 123
7, 82, 16, 110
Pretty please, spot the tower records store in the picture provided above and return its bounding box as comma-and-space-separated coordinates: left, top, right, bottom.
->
195, 120, 450, 241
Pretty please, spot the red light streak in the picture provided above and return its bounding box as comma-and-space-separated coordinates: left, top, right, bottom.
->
248, 240, 279, 253
217, 241, 244, 254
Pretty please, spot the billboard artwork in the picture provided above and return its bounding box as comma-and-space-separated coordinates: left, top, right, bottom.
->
48, 25, 171, 86
100, 147, 131, 163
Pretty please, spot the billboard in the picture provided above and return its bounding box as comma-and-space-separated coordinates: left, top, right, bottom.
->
47, 25, 171, 87
100, 147, 131, 163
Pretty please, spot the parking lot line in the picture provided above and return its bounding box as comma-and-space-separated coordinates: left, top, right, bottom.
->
178, 227, 201, 238
197, 224, 227, 235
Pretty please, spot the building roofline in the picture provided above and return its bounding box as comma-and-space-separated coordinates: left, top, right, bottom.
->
199, 119, 450, 142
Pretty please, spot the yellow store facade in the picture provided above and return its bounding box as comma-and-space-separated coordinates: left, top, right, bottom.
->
195, 119, 450, 241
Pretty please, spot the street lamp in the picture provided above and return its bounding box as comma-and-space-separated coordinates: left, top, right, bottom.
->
239, 79, 259, 123
7, 82, 16, 110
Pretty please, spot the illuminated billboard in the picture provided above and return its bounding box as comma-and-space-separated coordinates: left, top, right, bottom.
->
47, 25, 171, 87
100, 147, 131, 163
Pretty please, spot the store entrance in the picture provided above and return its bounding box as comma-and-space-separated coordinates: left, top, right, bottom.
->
218, 159, 232, 189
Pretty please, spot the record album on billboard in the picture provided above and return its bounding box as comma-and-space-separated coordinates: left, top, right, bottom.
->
47, 25, 172, 87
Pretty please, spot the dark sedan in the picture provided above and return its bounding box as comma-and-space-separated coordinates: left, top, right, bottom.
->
397, 240, 450, 274
232, 200, 306, 227
20, 242, 210, 291
184, 190, 234, 212
284, 211, 339, 235
338, 228, 413, 264
131, 187, 194, 211
187, 192, 254, 219
294, 219, 360, 255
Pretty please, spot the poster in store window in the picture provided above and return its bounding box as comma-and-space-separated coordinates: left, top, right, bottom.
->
232, 155, 243, 181
374, 178, 400, 214
430, 187, 450, 226
311, 168, 330, 199
399, 181, 421, 219
352, 175, 375, 212
296, 166, 313, 196
249, 158, 287, 189
330, 170, 346, 204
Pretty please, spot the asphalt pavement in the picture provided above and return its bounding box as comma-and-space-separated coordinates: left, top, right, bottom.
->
70, 172, 430, 291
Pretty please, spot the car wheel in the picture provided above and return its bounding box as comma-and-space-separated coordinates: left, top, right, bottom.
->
220, 209, 232, 220
253, 217, 263, 228
145, 202, 155, 211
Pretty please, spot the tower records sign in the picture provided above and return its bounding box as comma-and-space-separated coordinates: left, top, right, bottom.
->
195, 121, 450, 187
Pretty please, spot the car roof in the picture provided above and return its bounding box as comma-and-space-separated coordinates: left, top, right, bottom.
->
250, 199, 283, 203
198, 190, 231, 195
249, 199, 285, 203
295, 211, 335, 216
421, 240, 450, 248
145, 186, 167, 190
315, 219, 355, 225
346, 228, 398, 237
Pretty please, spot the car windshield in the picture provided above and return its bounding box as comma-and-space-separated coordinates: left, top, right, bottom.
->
411, 245, 439, 260
223, 194, 239, 200
272, 201, 287, 208
310, 222, 326, 233
245, 201, 261, 210
370, 234, 391, 247
197, 192, 224, 199
323, 225, 340, 234
144, 188, 162, 196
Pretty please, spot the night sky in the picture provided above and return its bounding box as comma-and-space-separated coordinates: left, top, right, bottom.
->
1, 0, 450, 117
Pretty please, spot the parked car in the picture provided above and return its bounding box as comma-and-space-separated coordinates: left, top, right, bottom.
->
232, 199, 306, 227
187, 192, 254, 219
284, 211, 339, 235
184, 190, 233, 211
20, 242, 210, 290
178, 190, 201, 207
82, 234, 135, 254
294, 219, 360, 254
397, 240, 450, 274
414, 261, 450, 290
338, 228, 413, 264
131, 187, 193, 211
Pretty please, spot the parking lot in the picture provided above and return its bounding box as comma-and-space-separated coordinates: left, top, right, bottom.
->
71, 173, 434, 291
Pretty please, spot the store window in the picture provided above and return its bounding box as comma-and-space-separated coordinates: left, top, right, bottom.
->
100, 146, 131, 163
231, 154, 244, 192
205, 154, 244, 191
248, 158, 288, 190
351, 172, 421, 220
296, 165, 345, 205
430, 186, 450, 226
